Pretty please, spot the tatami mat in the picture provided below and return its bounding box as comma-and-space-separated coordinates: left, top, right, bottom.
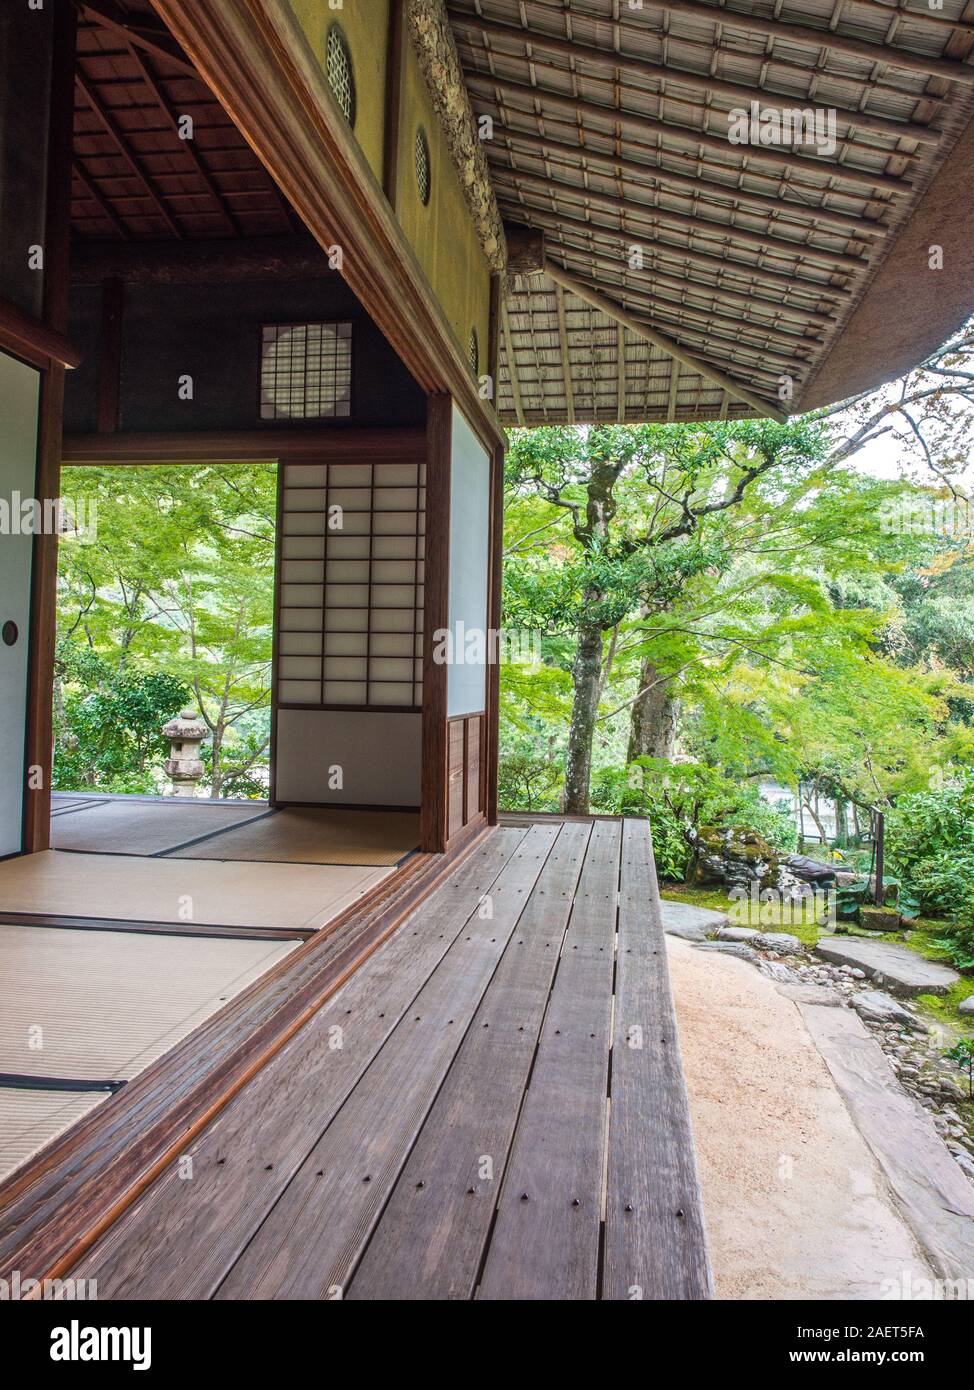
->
0, 925, 295, 1182
0, 851, 390, 930
169, 807, 420, 866
0, 1088, 103, 1184
51, 796, 271, 855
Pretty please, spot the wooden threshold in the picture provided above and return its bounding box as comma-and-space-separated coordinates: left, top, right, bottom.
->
0, 911, 312, 944
0, 824, 492, 1287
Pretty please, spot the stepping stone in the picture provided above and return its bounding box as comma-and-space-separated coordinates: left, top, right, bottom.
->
693, 941, 759, 963
716, 925, 759, 942
660, 900, 726, 943
852, 989, 925, 1031
959, 996, 974, 1017
752, 931, 805, 955
814, 936, 959, 997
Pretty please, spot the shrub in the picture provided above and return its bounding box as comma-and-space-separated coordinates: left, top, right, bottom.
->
590, 760, 798, 881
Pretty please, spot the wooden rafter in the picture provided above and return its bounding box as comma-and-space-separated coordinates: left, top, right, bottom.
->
122, 41, 241, 237
491, 165, 869, 272
541, 259, 789, 421
554, 282, 574, 424
500, 297, 526, 425
495, 127, 889, 241
608, 0, 974, 83
79, 1, 198, 76
466, 71, 913, 195
75, 68, 184, 238
450, 10, 942, 145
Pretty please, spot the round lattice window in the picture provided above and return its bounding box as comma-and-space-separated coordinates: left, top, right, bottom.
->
468, 327, 479, 376
326, 25, 355, 126
415, 127, 431, 206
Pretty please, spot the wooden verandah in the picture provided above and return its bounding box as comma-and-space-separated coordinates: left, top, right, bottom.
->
4, 816, 711, 1301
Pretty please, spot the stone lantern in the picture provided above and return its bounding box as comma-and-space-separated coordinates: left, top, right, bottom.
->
162, 708, 208, 797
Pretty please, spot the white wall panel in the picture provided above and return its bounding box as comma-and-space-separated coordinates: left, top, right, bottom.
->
447, 405, 490, 718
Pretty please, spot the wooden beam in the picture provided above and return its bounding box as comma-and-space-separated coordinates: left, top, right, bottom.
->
79, 1, 198, 76
491, 166, 868, 272
625, 0, 974, 84
485, 442, 505, 826
69, 234, 332, 283
542, 259, 789, 422
666, 362, 680, 422
122, 41, 241, 236
849, 0, 974, 37
96, 278, 124, 434
466, 72, 913, 196
500, 298, 526, 426
421, 396, 453, 854
62, 427, 427, 464
555, 283, 575, 424
451, 11, 941, 145
494, 127, 888, 241
74, 69, 184, 238
0, 299, 81, 372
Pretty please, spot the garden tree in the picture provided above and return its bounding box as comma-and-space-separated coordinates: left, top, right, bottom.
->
56, 464, 276, 797
507, 417, 858, 812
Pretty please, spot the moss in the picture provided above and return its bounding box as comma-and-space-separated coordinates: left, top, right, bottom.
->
660, 882, 822, 948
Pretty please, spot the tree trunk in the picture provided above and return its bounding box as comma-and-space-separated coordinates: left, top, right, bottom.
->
563, 610, 604, 814
627, 657, 680, 762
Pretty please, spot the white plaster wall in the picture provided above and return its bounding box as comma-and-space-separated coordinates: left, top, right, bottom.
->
0, 351, 40, 856
447, 404, 490, 718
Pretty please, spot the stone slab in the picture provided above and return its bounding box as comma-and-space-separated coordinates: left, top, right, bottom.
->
814, 936, 959, 997
659, 899, 726, 942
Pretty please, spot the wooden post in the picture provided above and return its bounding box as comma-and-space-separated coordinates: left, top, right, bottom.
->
421, 395, 452, 852
874, 810, 886, 907
485, 441, 505, 825
24, 0, 77, 854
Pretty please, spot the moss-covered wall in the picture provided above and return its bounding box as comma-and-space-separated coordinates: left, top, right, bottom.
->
288, 0, 390, 182
286, 0, 491, 376
396, 40, 491, 373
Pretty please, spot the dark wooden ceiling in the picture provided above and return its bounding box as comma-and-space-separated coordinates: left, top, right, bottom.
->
71, 0, 296, 242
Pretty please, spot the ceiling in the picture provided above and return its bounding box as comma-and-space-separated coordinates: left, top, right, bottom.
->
68, 1, 974, 427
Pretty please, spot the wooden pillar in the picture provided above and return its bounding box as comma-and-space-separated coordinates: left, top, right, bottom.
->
382, 0, 406, 212
485, 441, 504, 825
420, 394, 452, 852
24, 0, 77, 854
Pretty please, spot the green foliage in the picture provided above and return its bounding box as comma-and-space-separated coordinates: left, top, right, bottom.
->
589, 760, 797, 881
944, 1038, 974, 1098
53, 646, 188, 794
56, 463, 275, 796
886, 778, 974, 926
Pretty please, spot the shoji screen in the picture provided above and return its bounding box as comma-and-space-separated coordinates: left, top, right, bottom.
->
277, 460, 425, 710
273, 456, 425, 807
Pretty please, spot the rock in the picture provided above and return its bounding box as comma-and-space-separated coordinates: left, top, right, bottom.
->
716, 925, 760, 942
959, 996, 974, 1017
693, 941, 760, 964
814, 936, 960, 997
782, 854, 837, 887
758, 960, 797, 983
954, 1152, 974, 1182
753, 931, 805, 955
659, 900, 726, 943
852, 990, 925, 1030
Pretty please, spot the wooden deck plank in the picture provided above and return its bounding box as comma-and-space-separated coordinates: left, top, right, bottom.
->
347, 820, 593, 1300
476, 819, 622, 1300
215, 824, 562, 1299
69, 828, 528, 1298
602, 819, 713, 1300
